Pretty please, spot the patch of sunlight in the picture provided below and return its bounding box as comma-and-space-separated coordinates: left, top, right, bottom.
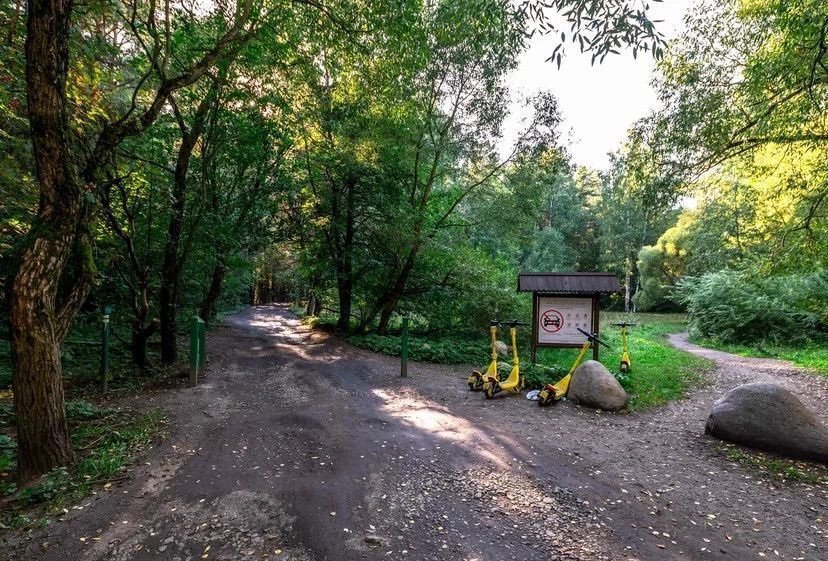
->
371, 388, 510, 467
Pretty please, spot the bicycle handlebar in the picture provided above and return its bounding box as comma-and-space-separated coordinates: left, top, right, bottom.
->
577, 327, 610, 349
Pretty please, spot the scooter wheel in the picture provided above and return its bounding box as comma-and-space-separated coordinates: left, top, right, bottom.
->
620, 362, 630, 373
484, 385, 496, 399
468, 373, 483, 391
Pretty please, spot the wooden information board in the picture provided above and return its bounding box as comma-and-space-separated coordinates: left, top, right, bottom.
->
531, 293, 600, 362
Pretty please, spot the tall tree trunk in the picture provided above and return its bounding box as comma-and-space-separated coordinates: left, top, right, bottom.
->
624, 256, 632, 314
12, 0, 253, 480
159, 90, 216, 364
375, 245, 419, 335
11, 0, 83, 482
336, 276, 352, 330
200, 260, 227, 323
158, 163, 189, 364
131, 319, 159, 369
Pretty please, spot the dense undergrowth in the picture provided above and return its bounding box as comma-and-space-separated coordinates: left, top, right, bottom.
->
0, 400, 165, 529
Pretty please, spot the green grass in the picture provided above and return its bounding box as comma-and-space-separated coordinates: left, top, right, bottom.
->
340, 311, 711, 411
0, 400, 166, 529
718, 443, 828, 485
536, 313, 711, 410
693, 337, 828, 376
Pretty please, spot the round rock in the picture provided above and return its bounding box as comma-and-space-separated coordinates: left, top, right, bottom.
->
567, 360, 628, 411
705, 382, 828, 463
495, 340, 509, 356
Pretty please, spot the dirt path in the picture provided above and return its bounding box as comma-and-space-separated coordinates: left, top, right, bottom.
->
669, 332, 828, 415
4, 307, 826, 561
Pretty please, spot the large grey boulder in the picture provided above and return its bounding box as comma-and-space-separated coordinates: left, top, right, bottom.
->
568, 360, 628, 411
705, 383, 828, 463
495, 341, 509, 356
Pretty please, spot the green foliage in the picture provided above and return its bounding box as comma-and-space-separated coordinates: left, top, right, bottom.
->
0, 339, 10, 390
635, 213, 694, 311
0, 403, 12, 427
65, 400, 110, 422
0, 434, 14, 472
1, 408, 165, 526
15, 467, 72, 506
721, 444, 828, 485
349, 333, 491, 365
679, 270, 828, 345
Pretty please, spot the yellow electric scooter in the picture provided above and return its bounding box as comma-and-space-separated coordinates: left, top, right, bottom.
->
613, 322, 636, 373
483, 320, 529, 399
468, 320, 502, 391
537, 328, 609, 407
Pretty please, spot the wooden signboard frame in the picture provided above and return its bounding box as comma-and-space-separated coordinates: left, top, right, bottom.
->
531, 292, 600, 363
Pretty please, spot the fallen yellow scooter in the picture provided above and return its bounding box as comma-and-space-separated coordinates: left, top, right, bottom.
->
537, 328, 609, 407
483, 320, 529, 399
468, 320, 502, 391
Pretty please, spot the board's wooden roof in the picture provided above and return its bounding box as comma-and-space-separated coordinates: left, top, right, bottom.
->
517, 272, 621, 294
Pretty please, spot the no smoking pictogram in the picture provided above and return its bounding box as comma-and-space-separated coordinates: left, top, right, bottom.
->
540, 309, 564, 333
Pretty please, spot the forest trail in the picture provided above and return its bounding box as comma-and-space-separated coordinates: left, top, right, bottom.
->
669, 332, 828, 422
7, 307, 826, 561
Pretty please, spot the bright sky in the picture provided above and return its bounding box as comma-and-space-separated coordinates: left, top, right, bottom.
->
503, 0, 691, 171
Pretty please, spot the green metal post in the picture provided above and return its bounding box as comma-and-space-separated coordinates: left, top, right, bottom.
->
100, 306, 112, 394
400, 314, 409, 378
189, 316, 204, 387
198, 320, 206, 366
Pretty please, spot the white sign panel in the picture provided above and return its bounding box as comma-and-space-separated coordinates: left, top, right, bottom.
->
537, 297, 593, 345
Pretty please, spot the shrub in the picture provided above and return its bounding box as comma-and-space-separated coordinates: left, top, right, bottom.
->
678, 270, 828, 344
66, 400, 111, 422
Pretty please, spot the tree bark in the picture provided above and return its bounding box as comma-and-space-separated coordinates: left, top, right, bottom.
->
199, 260, 227, 323
624, 257, 632, 314
11, 0, 81, 482
12, 0, 254, 480
159, 95, 212, 364
375, 246, 418, 335
131, 320, 159, 369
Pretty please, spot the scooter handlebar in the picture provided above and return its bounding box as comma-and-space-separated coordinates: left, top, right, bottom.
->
491, 319, 529, 327
612, 322, 637, 327
577, 327, 610, 349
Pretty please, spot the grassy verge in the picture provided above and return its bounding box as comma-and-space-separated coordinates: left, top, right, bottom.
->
692, 337, 828, 376
716, 442, 828, 485
537, 313, 711, 410
0, 400, 166, 529
298, 309, 711, 411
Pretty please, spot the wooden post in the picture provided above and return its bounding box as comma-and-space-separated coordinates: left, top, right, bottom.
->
100, 306, 112, 394
592, 295, 600, 361
400, 314, 409, 378
531, 294, 538, 364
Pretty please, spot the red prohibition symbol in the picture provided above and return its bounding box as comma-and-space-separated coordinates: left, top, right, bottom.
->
540, 309, 564, 333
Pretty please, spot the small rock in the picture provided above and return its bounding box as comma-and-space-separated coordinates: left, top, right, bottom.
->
364, 535, 382, 545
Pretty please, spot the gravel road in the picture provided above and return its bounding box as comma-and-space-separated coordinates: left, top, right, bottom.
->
4, 306, 826, 561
